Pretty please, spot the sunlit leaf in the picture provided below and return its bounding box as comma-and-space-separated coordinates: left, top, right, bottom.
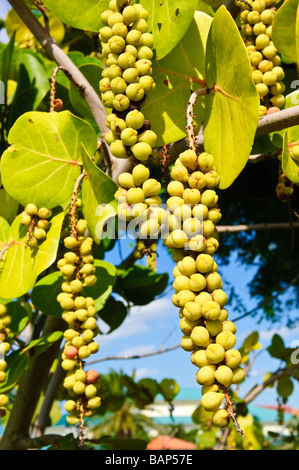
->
142, 11, 212, 146
203, 5, 260, 189
0, 208, 65, 299
141, 0, 198, 60
81, 144, 118, 244
282, 129, 299, 184
42, 0, 110, 32
1, 111, 98, 209
272, 0, 299, 64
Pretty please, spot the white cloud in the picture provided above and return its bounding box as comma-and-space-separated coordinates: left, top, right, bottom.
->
259, 324, 299, 342
130, 297, 177, 320
134, 367, 159, 380
118, 344, 156, 357
98, 296, 177, 345
99, 316, 151, 343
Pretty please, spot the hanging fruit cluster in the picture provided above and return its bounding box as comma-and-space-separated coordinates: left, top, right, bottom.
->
167, 149, 246, 427
114, 163, 165, 238
0, 304, 11, 417
275, 172, 294, 203
20, 204, 52, 248
57, 218, 101, 428
100, 1, 246, 432
238, 0, 286, 115
99, 0, 157, 162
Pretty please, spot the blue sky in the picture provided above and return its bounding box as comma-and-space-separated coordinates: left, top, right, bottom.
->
1, 0, 298, 415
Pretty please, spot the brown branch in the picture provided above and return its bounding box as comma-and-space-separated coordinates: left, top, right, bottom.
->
166, 105, 299, 163
186, 88, 209, 152
217, 222, 299, 233
244, 364, 299, 405
232, 273, 299, 323
85, 344, 180, 366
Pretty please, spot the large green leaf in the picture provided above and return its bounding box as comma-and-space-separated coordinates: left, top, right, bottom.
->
272, 0, 299, 64
141, 0, 198, 60
267, 334, 294, 361
115, 265, 169, 305
282, 129, 299, 184
5, 8, 65, 47
0, 217, 10, 243
69, 63, 103, 122
31, 259, 117, 316
42, 0, 110, 32
203, 5, 260, 189
142, 11, 212, 146
1, 111, 98, 209
1, 31, 15, 95
81, 144, 118, 244
97, 295, 128, 334
7, 51, 50, 129
0, 189, 19, 224
0, 208, 65, 299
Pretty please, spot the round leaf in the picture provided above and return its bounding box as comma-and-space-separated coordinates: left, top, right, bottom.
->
42, 0, 110, 32
0, 208, 65, 299
1, 111, 98, 208
141, 0, 198, 60
142, 11, 212, 146
81, 144, 118, 243
272, 0, 299, 64
203, 5, 260, 189
69, 63, 103, 122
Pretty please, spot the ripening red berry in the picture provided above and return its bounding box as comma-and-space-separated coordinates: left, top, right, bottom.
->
64, 345, 78, 359
86, 369, 99, 384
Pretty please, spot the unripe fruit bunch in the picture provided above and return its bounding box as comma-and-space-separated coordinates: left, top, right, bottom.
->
168, 150, 245, 427
275, 170, 294, 202
99, 1, 157, 163
238, 0, 286, 115
57, 219, 101, 425
115, 162, 166, 242
0, 303, 12, 418
20, 203, 52, 248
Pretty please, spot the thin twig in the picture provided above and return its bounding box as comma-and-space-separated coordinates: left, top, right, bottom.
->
49, 65, 68, 112
221, 386, 244, 436
232, 273, 299, 323
166, 105, 299, 163
216, 222, 299, 233
186, 88, 209, 152
69, 170, 86, 239
85, 344, 180, 366
244, 364, 299, 405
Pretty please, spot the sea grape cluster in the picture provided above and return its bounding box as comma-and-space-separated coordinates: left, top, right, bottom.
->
0, 304, 11, 417
20, 203, 52, 247
99, 0, 157, 163
167, 150, 245, 427
114, 162, 167, 240
101, 1, 245, 430
238, 0, 286, 115
57, 220, 101, 425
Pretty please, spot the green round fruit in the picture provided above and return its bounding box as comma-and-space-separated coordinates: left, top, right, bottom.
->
200, 391, 225, 411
